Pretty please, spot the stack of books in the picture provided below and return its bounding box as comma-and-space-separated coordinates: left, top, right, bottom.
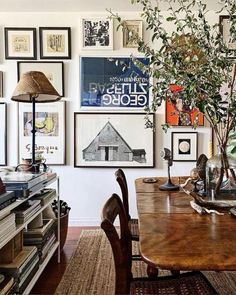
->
0, 274, 15, 295
0, 191, 15, 211
13, 200, 41, 224
0, 213, 16, 244
0, 246, 39, 294
31, 189, 56, 206
24, 219, 56, 262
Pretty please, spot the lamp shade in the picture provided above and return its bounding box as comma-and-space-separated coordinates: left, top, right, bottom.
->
11, 71, 61, 103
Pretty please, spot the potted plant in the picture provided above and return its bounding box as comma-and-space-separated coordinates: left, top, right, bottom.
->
109, 0, 236, 197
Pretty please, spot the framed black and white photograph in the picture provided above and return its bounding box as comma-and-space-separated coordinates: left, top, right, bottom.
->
39, 27, 71, 59
219, 15, 236, 50
123, 20, 143, 48
18, 101, 66, 165
171, 131, 198, 162
81, 18, 113, 50
0, 103, 7, 166
4, 27, 37, 59
17, 61, 64, 97
74, 112, 155, 167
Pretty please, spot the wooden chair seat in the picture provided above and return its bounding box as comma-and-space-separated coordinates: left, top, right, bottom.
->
129, 218, 139, 241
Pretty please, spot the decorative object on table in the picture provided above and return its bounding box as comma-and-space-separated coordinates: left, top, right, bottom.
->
0, 103, 7, 166
4, 27, 37, 60
159, 148, 179, 191
122, 20, 142, 48
109, 0, 236, 198
39, 27, 71, 59
11, 71, 61, 172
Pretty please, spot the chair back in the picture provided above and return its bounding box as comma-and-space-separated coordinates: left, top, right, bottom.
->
101, 193, 132, 294
115, 168, 131, 220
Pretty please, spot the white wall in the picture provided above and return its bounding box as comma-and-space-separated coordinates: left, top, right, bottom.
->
0, 9, 218, 226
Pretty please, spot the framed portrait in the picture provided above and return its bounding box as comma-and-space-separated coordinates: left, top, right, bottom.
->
17, 61, 64, 97
219, 15, 236, 50
39, 27, 71, 59
123, 20, 143, 48
171, 131, 198, 162
74, 112, 155, 168
0, 103, 7, 166
81, 18, 113, 50
80, 56, 150, 109
4, 27, 37, 59
166, 100, 204, 126
18, 101, 66, 165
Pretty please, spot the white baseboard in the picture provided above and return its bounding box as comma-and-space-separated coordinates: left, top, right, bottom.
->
69, 217, 100, 226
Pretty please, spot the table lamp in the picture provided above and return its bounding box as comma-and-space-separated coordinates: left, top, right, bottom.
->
11, 71, 61, 171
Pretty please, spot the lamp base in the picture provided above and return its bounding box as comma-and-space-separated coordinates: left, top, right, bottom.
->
159, 179, 179, 191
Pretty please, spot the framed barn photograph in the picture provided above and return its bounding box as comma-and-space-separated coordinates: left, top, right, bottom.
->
81, 18, 113, 50
39, 27, 71, 59
74, 112, 155, 167
171, 131, 198, 162
4, 27, 37, 59
0, 103, 7, 166
18, 101, 66, 165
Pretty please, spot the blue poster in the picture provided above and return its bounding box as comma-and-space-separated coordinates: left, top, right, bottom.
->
80, 57, 149, 108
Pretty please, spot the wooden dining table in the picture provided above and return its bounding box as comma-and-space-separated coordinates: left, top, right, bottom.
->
135, 176, 236, 271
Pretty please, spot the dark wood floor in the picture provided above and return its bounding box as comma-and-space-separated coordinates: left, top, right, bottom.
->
30, 226, 97, 295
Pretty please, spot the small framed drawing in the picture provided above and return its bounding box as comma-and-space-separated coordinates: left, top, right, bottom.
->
4, 27, 37, 59
81, 18, 113, 50
74, 112, 155, 168
171, 131, 198, 162
123, 20, 142, 48
18, 101, 66, 165
39, 27, 71, 59
219, 15, 236, 50
17, 61, 64, 97
0, 103, 7, 166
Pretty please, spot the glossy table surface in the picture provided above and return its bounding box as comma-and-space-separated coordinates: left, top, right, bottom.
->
135, 177, 236, 271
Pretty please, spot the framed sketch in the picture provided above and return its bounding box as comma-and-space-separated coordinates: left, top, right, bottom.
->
81, 18, 113, 50
0, 103, 7, 166
39, 27, 71, 59
171, 131, 198, 162
219, 15, 236, 50
18, 101, 66, 165
80, 56, 150, 109
74, 112, 155, 168
4, 27, 37, 59
123, 20, 143, 48
17, 61, 64, 97
166, 100, 204, 126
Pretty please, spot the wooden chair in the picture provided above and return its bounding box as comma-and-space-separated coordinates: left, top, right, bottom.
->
101, 193, 217, 295
115, 168, 139, 241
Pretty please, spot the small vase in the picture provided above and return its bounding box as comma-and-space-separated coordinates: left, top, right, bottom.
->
206, 147, 236, 198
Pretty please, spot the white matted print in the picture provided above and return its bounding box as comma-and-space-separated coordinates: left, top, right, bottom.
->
74, 112, 155, 167
81, 18, 113, 50
18, 101, 66, 165
171, 131, 198, 162
0, 103, 7, 166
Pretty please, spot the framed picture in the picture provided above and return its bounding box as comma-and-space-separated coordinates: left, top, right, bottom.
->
123, 20, 143, 48
80, 56, 150, 109
74, 112, 155, 168
81, 18, 113, 50
0, 72, 3, 98
166, 100, 204, 126
39, 27, 71, 59
18, 101, 66, 165
171, 131, 198, 162
17, 61, 64, 97
219, 15, 236, 50
0, 103, 7, 166
4, 27, 37, 59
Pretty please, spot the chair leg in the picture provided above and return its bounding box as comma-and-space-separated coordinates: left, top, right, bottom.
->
147, 265, 159, 278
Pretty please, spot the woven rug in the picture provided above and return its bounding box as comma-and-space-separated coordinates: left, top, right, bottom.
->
55, 229, 236, 295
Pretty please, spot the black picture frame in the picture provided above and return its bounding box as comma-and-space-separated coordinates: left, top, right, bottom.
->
4, 27, 37, 60
39, 27, 71, 59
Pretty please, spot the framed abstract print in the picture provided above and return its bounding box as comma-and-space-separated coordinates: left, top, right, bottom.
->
0, 103, 7, 166
18, 101, 66, 165
74, 112, 155, 168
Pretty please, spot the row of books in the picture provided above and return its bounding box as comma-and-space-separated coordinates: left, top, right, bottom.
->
0, 213, 16, 245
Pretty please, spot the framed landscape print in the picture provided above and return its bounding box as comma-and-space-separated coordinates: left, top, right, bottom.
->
39, 27, 71, 59
0, 103, 7, 166
4, 27, 37, 59
17, 61, 64, 97
81, 18, 113, 50
123, 20, 143, 48
18, 101, 66, 165
171, 131, 198, 162
74, 112, 155, 167
80, 57, 150, 109
219, 15, 236, 50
